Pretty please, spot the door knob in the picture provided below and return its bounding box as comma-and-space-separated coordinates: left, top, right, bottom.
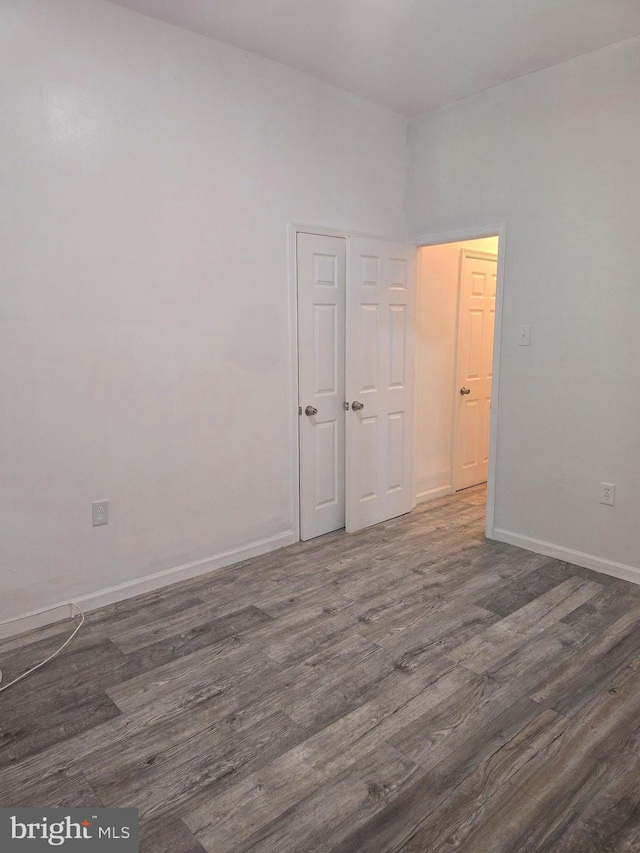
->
305, 405, 318, 416
460, 387, 471, 396
351, 400, 364, 411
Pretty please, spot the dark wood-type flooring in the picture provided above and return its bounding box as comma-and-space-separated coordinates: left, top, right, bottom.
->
2, 486, 640, 851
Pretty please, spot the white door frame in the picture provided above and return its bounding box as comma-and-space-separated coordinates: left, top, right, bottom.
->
451, 248, 498, 494
411, 223, 507, 540
287, 222, 388, 541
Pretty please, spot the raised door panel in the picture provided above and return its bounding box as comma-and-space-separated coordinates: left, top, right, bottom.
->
315, 420, 338, 508
359, 304, 380, 393
387, 411, 405, 494
463, 309, 484, 381
359, 416, 379, 502
313, 304, 338, 395
388, 305, 407, 389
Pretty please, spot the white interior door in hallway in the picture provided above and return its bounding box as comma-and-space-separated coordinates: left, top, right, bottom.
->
297, 233, 346, 541
346, 239, 417, 533
454, 250, 497, 491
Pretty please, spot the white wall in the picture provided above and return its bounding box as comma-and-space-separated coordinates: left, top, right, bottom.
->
0, 0, 409, 629
409, 36, 640, 576
415, 237, 498, 502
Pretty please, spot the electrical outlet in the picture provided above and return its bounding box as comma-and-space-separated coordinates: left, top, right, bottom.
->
600, 483, 615, 506
92, 500, 109, 526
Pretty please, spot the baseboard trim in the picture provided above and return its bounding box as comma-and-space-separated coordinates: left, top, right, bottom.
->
416, 484, 453, 504
415, 470, 452, 505
0, 529, 297, 640
492, 528, 640, 587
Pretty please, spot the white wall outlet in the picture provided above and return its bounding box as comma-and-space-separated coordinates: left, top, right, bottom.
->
518, 324, 531, 346
92, 500, 109, 526
600, 483, 615, 506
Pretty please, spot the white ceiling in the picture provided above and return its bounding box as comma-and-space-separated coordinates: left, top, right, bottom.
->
106, 0, 640, 116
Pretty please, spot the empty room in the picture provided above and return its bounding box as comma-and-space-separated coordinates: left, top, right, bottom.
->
1, 1, 640, 851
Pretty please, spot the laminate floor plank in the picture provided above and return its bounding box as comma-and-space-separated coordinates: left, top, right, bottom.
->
87, 710, 307, 821
230, 744, 423, 853
394, 708, 568, 853
376, 606, 501, 674
138, 816, 208, 853
531, 600, 640, 716
446, 576, 602, 673
328, 695, 553, 853
184, 660, 467, 853
475, 559, 576, 616
1, 766, 104, 809
281, 644, 408, 733
384, 619, 586, 774
426, 547, 555, 589
3, 488, 640, 853
241, 633, 386, 725
560, 582, 640, 634
0, 586, 204, 662
0, 635, 128, 699
421, 667, 640, 852
0, 692, 123, 768
106, 642, 282, 716
117, 606, 273, 670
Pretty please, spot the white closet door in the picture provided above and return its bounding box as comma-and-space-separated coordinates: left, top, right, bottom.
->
346, 238, 416, 533
297, 233, 346, 540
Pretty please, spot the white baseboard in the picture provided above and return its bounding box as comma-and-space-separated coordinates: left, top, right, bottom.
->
492, 528, 640, 587
416, 484, 453, 504
0, 530, 296, 641
415, 471, 452, 505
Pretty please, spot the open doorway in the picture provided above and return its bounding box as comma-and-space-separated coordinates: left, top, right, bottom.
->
414, 235, 500, 527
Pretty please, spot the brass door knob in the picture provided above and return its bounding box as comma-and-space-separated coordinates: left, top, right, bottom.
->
460, 387, 471, 396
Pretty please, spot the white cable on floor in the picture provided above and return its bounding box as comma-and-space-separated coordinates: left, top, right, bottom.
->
0, 603, 85, 694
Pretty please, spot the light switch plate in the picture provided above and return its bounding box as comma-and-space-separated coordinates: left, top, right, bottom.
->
518, 324, 531, 346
